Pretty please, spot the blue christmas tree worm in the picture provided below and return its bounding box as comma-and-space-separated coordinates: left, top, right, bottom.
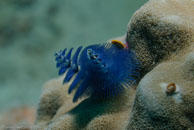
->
55, 41, 139, 102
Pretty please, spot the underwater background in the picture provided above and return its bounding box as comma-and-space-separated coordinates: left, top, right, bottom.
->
0, 0, 148, 112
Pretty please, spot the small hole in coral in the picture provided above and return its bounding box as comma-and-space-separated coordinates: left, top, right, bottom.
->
166, 83, 176, 95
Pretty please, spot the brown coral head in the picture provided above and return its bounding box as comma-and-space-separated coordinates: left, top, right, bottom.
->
166, 83, 176, 95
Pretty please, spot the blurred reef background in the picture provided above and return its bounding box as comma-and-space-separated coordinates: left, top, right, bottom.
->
0, 0, 148, 111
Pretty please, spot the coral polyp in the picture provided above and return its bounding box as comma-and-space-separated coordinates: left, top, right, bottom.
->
55, 42, 139, 102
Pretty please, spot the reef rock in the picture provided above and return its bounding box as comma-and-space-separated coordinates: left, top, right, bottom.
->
36, 75, 82, 127
0, 107, 36, 129
35, 0, 194, 129
36, 74, 136, 130
36, 73, 136, 129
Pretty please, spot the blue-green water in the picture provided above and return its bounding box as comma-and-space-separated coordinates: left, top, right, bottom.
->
0, 0, 147, 111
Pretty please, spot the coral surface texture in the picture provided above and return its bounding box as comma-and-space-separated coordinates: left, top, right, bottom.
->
34, 0, 194, 129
